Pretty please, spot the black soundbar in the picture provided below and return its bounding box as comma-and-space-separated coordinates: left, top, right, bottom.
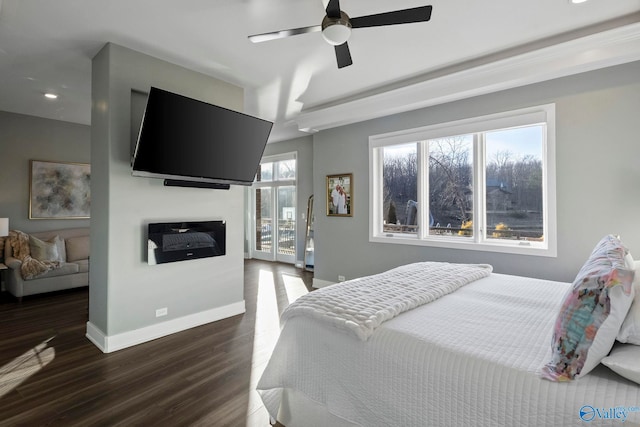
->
163, 179, 230, 190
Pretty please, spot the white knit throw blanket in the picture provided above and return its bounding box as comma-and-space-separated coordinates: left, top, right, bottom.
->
282, 261, 493, 340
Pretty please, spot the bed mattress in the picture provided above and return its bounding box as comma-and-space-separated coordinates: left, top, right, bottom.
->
257, 273, 640, 426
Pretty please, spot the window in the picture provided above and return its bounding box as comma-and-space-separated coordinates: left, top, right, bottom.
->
369, 104, 556, 256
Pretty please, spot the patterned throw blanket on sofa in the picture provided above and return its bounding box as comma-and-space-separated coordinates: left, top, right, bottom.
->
282, 261, 493, 340
9, 230, 59, 280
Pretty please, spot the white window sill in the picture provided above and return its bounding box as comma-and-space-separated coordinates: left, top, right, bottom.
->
369, 234, 557, 257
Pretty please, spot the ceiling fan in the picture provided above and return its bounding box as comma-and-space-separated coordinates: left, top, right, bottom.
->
248, 0, 433, 69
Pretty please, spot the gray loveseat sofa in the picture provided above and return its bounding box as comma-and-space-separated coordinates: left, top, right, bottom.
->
3, 227, 89, 301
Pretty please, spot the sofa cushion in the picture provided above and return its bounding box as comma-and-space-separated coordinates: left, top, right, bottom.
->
66, 236, 89, 262
75, 259, 89, 274
29, 235, 60, 262
25, 262, 79, 280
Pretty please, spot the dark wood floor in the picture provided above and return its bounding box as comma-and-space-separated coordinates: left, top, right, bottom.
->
0, 259, 313, 427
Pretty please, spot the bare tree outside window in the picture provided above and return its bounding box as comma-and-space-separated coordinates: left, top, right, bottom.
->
277, 159, 296, 180
382, 143, 417, 233
371, 105, 554, 255
381, 126, 543, 241
427, 136, 473, 237
485, 126, 544, 242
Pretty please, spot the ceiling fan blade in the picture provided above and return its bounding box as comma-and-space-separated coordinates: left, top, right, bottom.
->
335, 42, 353, 69
350, 5, 433, 28
326, 0, 341, 19
248, 25, 322, 43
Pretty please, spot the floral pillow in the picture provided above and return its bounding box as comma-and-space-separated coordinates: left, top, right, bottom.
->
540, 235, 635, 381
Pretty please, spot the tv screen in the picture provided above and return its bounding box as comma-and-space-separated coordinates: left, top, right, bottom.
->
132, 87, 273, 186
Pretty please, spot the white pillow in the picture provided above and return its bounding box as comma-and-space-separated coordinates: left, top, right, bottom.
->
624, 252, 635, 270
601, 344, 640, 385
617, 260, 640, 344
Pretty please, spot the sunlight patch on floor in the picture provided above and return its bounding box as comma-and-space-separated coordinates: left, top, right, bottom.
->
247, 269, 311, 425
253, 269, 280, 339
247, 269, 281, 425
0, 337, 55, 398
282, 273, 309, 305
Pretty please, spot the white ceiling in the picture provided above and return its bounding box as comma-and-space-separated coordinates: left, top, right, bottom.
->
0, 0, 639, 142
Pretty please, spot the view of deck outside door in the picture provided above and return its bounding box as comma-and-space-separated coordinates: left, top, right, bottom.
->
252, 153, 296, 264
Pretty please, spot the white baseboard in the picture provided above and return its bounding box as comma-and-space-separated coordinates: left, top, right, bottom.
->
312, 278, 334, 289
85, 300, 246, 353
85, 322, 108, 352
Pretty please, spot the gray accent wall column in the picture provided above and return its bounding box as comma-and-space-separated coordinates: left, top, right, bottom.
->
89, 43, 246, 351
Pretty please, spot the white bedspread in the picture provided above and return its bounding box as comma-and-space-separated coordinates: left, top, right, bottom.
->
258, 273, 640, 427
282, 262, 492, 341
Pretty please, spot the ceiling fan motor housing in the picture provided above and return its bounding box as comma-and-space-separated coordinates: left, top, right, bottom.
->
322, 11, 352, 45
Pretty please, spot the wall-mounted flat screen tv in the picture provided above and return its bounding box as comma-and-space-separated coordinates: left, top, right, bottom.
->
132, 87, 273, 186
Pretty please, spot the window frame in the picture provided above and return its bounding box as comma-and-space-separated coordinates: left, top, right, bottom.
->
368, 104, 557, 257
251, 152, 298, 263
255, 152, 297, 186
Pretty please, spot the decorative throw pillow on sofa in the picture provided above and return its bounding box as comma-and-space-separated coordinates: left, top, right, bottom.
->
54, 235, 67, 262
29, 235, 60, 262
540, 235, 635, 381
65, 236, 89, 262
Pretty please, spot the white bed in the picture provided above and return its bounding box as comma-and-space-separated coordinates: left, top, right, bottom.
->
257, 266, 640, 426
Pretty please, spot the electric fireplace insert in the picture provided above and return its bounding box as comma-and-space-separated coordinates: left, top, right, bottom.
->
147, 220, 226, 265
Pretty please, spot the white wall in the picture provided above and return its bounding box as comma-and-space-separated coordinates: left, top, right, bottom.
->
312, 60, 640, 284
88, 43, 247, 352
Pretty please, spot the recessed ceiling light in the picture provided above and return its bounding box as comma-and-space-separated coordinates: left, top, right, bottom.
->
44, 93, 58, 99
571, 0, 588, 3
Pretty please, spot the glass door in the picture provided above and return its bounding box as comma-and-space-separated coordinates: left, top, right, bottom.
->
254, 187, 273, 259
276, 186, 296, 263
251, 154, 297, 264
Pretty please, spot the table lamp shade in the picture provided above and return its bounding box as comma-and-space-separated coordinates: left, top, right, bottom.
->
0, 218, 8, 237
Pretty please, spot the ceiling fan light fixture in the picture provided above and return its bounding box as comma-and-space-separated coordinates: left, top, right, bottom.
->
322, 24, 351, 45
322, 11, 352, 45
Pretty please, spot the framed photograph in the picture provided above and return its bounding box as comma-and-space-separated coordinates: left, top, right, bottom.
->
30, 160, 91, 219
326, 173, 353, 217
